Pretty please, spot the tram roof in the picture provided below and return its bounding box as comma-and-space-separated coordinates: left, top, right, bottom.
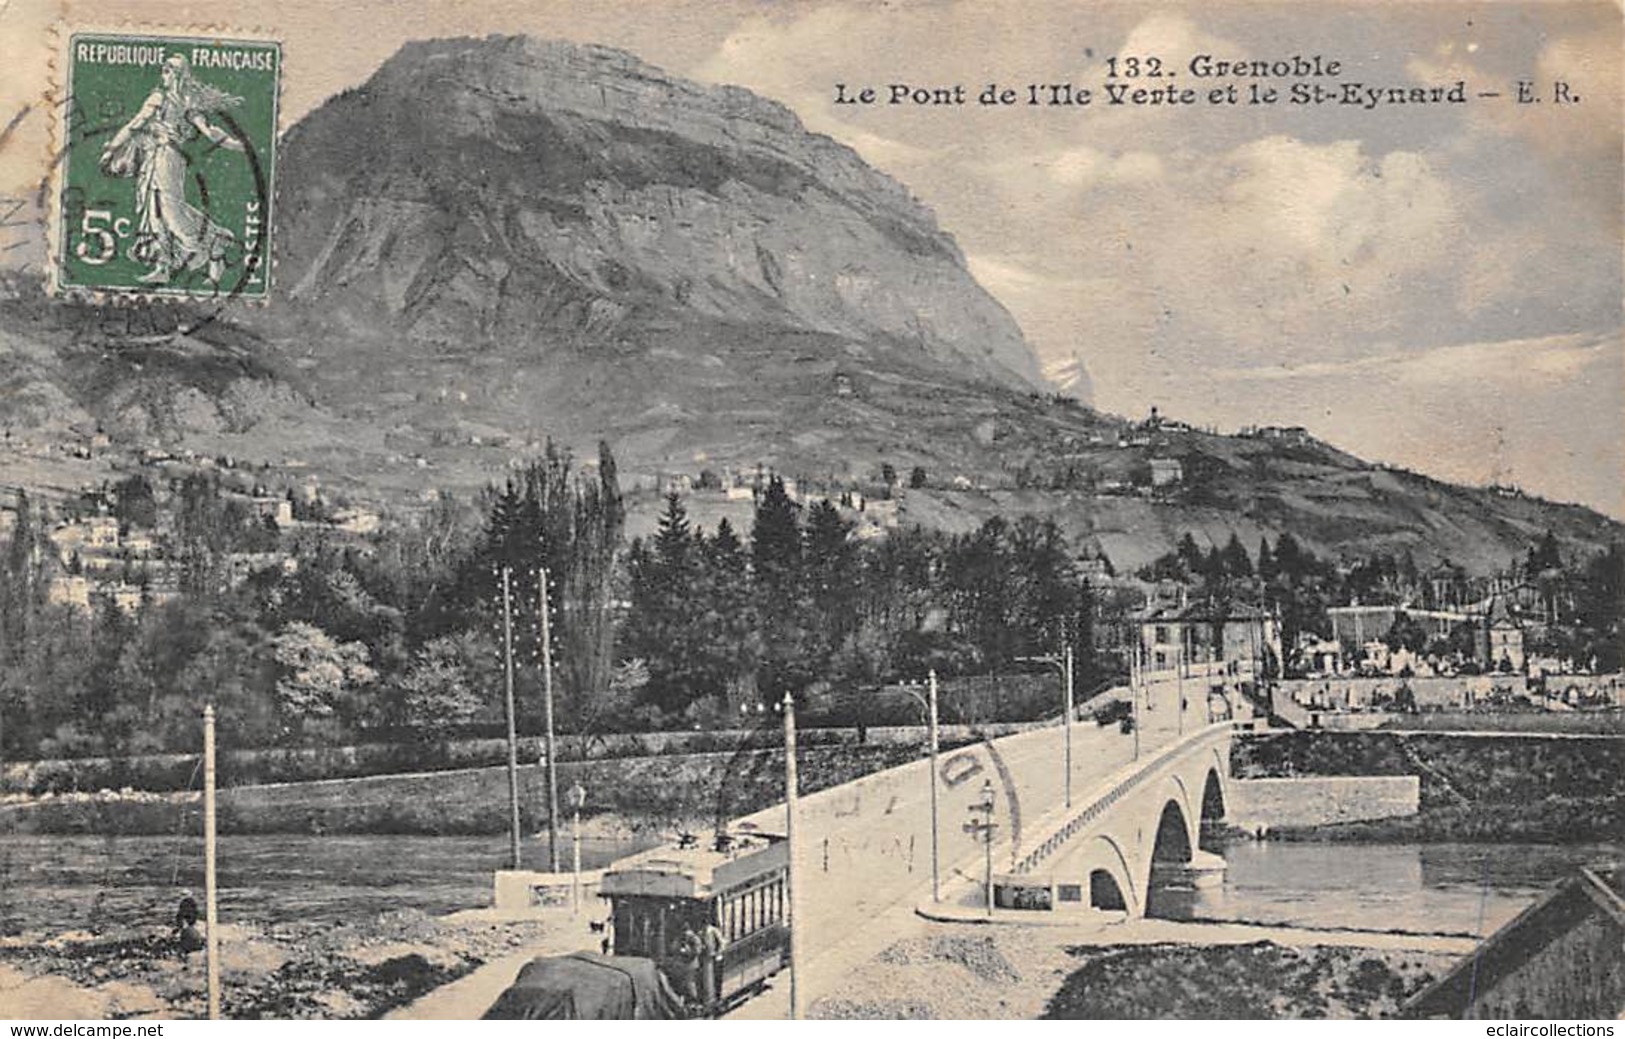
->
600, 828, 787, 901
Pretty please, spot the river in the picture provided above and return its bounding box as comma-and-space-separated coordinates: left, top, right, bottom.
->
0, 832, 654, 936
3, 834, 1615, 940
1149, 840, 1620, 935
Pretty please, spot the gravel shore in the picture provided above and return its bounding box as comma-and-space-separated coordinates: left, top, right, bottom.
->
0, 909, 575, 1019
810, 924, 1459, 1020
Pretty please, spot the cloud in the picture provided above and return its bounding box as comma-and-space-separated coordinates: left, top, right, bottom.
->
1189, 330, 1625, 518
1206, 331, 1616, 385
1119, 13, 1245, 67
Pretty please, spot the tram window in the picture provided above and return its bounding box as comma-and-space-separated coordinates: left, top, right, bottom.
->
748, 890, 758, 933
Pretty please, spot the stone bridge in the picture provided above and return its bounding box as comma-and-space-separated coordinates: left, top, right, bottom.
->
990, 721, 1234, 917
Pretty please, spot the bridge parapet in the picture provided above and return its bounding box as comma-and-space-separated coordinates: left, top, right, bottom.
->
1011, 722, 1232, 876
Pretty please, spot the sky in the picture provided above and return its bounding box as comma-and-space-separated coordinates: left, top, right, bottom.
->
2, 0, 1620, 518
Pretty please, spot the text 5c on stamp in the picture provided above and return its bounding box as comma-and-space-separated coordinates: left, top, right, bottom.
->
55, 33, 279, 300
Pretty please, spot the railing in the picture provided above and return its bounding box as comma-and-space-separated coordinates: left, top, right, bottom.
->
1010, 722, 1232, 875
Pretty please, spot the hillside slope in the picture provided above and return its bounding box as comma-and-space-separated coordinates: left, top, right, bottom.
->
0, 37, 1617, 573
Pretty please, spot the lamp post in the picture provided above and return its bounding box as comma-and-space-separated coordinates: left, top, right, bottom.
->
900, 669, 941, 902
963, 777, 998, 916
202, 704, 220, 1021
568, 781, 586, 914
781, 691, 801, 1021
1016, 650, 1074, 809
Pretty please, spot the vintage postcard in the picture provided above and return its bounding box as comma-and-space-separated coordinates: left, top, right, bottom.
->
0, 0, 1619, 1025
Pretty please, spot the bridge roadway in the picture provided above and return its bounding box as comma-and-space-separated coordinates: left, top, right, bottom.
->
726, 677, 1206, 1019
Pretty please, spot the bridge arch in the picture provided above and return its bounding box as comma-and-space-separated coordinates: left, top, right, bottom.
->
1152, 773, 1199, 855
1199, 767, 1227, 852
1087, 833, 1140, 914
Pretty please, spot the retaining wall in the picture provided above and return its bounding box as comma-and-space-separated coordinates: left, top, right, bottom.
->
1228, 776, 1420, 829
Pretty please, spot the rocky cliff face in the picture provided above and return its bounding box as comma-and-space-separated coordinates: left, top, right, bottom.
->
274, 36, 1041, 389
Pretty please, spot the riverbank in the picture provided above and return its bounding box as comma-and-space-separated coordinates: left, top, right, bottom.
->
0, 740, 931, 837
809, 923, 1463, 1019
1233, 730, 1623, 842
0, 907, 587, 1019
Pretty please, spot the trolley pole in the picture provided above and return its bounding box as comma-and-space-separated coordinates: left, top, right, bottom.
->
500, 567, 522, 870
539, 567, 561, 873
203, 704, 221, 1021
782, 691, 801, 1021
927, 669, 941, 903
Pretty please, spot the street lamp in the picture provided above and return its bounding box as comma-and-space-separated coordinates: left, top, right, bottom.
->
568, 781, 587, 914
1016, 648, 1074, 809
963, 777, 998, 916
900, 669, 941, 902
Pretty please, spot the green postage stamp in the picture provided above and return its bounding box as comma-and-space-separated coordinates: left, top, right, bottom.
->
54, 32, 280, 299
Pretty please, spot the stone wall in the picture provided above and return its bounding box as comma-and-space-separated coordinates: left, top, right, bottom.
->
1228, 776, 1419, 830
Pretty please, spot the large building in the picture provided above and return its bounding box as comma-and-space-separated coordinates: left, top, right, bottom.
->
1136, 600, 1282, 682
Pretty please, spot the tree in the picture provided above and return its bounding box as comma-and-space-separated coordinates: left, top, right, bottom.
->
270, 621, 376, 739
394, 633, 489, 732
1175, 532, 1205, 577
621, 495, 704, 716
752, 476, 809, 697
464, 441, 624, 732
908, 466, 928, 489
1221, 532, 1253, 579
1383, 612, 1429, 654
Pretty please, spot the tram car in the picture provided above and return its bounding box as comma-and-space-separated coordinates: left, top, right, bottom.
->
597, 826, 790, 1016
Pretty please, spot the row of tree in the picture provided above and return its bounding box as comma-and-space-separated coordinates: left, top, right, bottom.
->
3, 445, 1621, 759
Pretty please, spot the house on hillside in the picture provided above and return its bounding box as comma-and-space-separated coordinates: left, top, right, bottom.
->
51, 515, 119, 558
1406, 867, 1624, 1019
1480, 594, 1525, 673
1149, 457, 1184, 487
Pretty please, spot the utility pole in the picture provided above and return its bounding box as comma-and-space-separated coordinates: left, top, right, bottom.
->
539, 567, 560, 872
500, 567, 522, 870
900, 671, 942, 902
1015, 653, 1073, 807
202, 704, 221, 1021
927, 669, 940, 902
1062, 644, 1074, 809
782, 691, 801, 1020
1132, 641, 1141, 761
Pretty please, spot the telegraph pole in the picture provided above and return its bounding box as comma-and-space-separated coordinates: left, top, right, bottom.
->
539, 567, 561, 872
1062, 644, 1074, 809
203, 704, 221, 1020
782, 691, 802, 1020
500, 567, 522, 870
927, 669, 941, 902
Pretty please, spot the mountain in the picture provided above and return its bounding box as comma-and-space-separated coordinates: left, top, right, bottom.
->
270, 36, 1040, 389
0, 36, 1619, 574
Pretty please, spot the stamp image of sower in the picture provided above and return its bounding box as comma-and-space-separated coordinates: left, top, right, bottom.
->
53, 33, 278, 299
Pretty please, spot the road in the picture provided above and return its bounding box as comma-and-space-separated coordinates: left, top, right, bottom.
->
391, 678, 1211, 1020
727, 676, 1209, 1018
